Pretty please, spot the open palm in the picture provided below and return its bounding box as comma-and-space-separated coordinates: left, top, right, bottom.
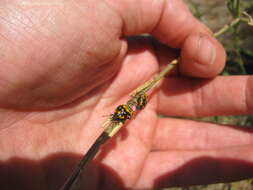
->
0, 0, 252, 190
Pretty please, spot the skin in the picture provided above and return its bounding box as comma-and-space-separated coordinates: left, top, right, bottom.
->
0, 0, 252, 189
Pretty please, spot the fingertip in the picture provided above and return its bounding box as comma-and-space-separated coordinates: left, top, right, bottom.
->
180, 33, 226, 78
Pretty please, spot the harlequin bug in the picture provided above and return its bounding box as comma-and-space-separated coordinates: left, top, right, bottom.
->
111, 105, 133, 123
135, 93, 148, 110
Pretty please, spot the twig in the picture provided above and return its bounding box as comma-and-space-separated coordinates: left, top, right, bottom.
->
59, 132, 110, 190
59, 59, 178, 190
214, 17, 241, 37
214, 11, 253, 38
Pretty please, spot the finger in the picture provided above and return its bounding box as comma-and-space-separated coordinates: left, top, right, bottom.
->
180, 33, 226, 78
152, 118, 253, 151
106, 0, 225, 77
152, 36, 225, 78
106, 0, 209, 46
134, 147, 253, 189
157, 76, 253, 117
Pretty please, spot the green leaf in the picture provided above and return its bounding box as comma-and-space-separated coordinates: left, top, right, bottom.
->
240, 48, 253, 59
226, 0, 241, 18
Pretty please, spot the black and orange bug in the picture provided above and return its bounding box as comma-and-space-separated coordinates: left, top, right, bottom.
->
111, 104, 134, 123
135, 93, 148, 110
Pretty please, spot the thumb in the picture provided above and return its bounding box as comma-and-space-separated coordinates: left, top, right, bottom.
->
106, 0, 226, 77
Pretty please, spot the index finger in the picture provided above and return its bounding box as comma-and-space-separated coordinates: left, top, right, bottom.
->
157, 76, 253, 117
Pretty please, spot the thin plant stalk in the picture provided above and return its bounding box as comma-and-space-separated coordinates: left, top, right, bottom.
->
214, 17, 241, 37
60, 60, 178, 190
214, 11, 253, 37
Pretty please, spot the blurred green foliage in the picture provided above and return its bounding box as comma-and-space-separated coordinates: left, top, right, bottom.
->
227, 0, 241, 18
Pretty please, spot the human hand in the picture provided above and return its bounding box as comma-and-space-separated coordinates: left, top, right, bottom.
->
0, 0, 250, 190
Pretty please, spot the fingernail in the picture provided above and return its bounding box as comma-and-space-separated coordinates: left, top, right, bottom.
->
197, 35, 216, 65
